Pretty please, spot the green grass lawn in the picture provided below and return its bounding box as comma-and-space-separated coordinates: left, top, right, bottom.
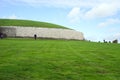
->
0, 38, 120, 80
0, 19, 68, 29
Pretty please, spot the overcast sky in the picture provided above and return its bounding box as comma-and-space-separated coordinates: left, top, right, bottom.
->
0, 0, 120, 42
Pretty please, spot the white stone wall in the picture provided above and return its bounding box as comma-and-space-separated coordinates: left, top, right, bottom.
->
0, 27, 16, 37
0, 26, 84, 40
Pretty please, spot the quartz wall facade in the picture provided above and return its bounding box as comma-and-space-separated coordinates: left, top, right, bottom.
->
0, 26, 84, 40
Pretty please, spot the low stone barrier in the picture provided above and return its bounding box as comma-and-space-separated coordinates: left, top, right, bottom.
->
0, 26, 84, 40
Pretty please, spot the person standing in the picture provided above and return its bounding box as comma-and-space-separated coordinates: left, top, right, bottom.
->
0, 33, 3, 39
34, 34, 37, 40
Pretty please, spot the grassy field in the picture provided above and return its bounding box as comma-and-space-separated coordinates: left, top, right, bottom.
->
0, 19, 68, 29
0, 38, 120, 80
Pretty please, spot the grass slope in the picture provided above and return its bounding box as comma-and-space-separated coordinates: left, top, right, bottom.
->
0, 39, 120, 80
0, 19, 68, 29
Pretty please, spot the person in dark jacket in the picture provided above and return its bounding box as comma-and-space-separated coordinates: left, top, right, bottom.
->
34, 34, 37, 40
0, 33, 3, 39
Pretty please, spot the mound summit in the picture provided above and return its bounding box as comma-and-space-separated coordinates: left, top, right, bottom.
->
0, 19, 84, 40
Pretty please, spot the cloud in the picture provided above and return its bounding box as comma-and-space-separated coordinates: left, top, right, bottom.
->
67, 7, 83, 23
2, 14, 18, 19
8, 14, 17, 19
4, 0, 120, 9
104, 33, 120, 42
3, 0, 96, 8
3, 0, 120, 21
67, 1, 120, 22
5, 0, 119, 8
114, 33, 120, 40
98, 18, 120, 27
85, 3, 119, 19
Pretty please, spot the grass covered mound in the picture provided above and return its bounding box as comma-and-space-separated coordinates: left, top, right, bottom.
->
0, 38, 120, 80
0, 19, 68, 29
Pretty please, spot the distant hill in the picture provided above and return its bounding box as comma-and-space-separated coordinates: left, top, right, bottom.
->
0, 19, 68, 29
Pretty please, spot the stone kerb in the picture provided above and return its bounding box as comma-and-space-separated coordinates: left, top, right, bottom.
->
0, 26, 84, 40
